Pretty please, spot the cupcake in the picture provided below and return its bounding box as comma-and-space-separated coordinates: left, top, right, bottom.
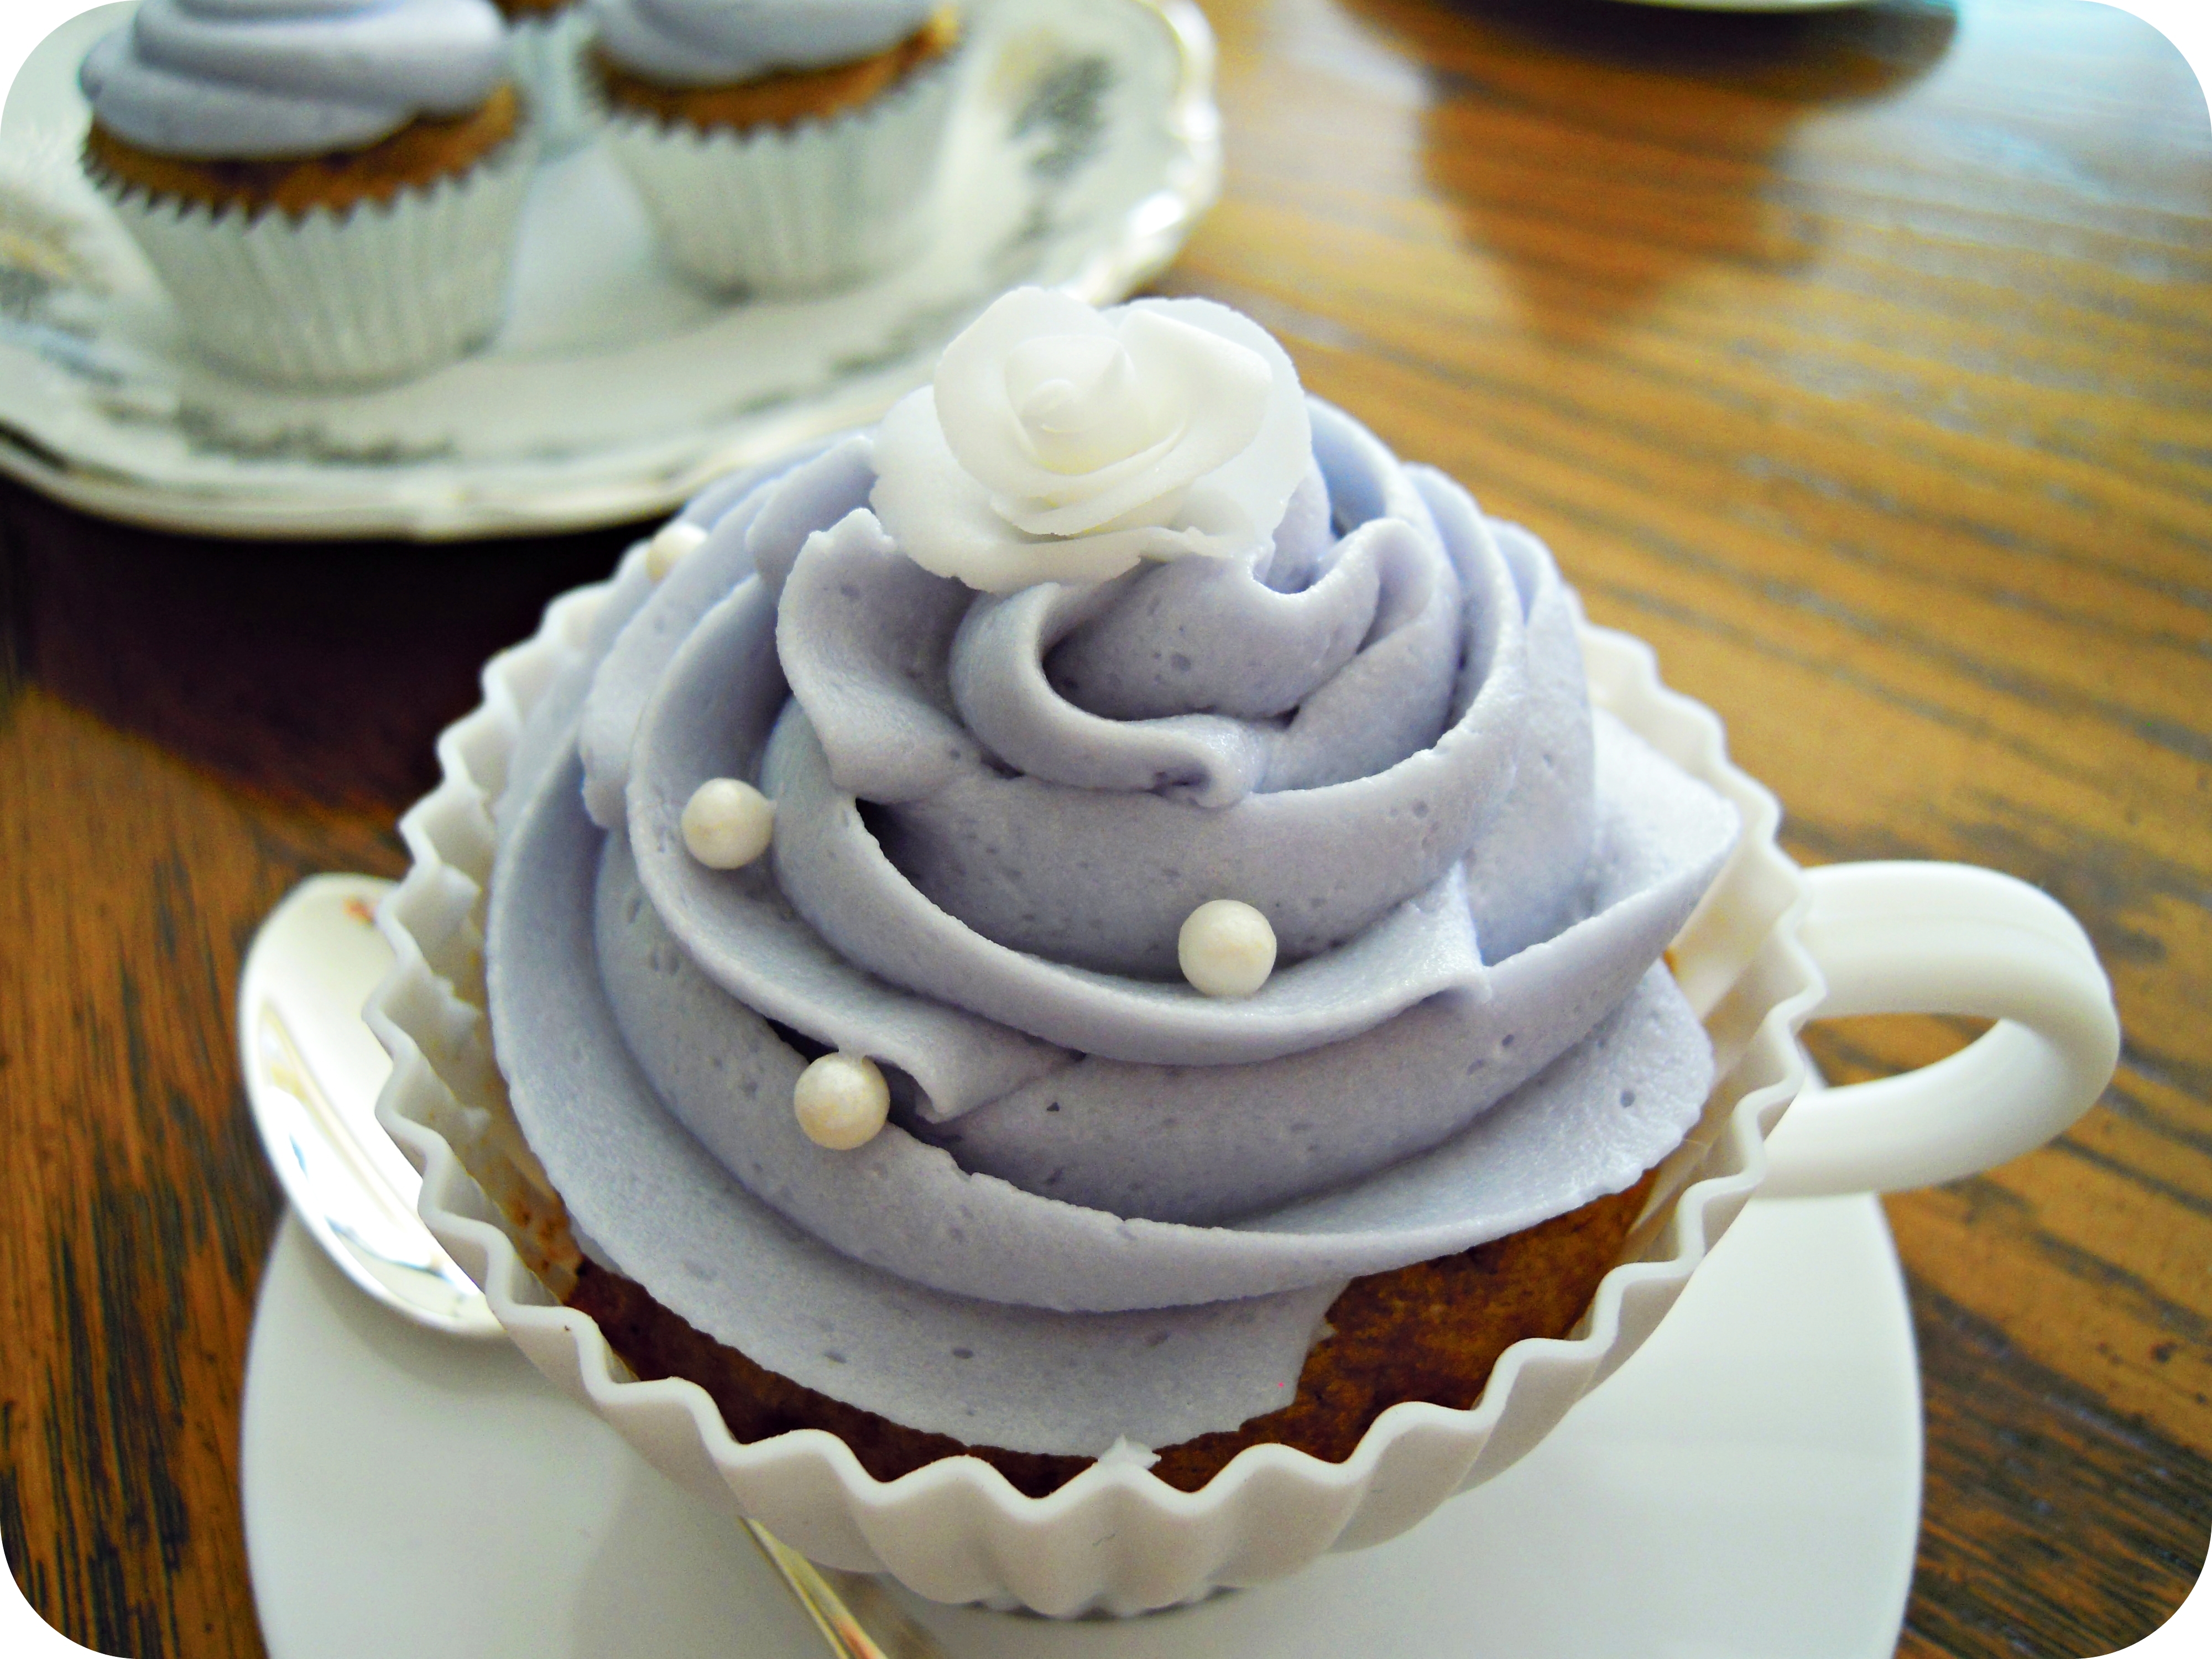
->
78, 0, 532, 388
586, 0, 963, 295
494, 0, 595, 156
374, 289, 1750, 1609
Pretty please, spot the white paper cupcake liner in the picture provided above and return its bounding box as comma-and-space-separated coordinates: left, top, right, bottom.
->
93, 133, 534, 390
367, 558, 1827, 1616
596, 45, 963, 297
508, 9, 596, 158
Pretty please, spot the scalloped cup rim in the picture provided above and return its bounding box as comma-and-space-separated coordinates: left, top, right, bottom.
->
367, 559, 1824, 1611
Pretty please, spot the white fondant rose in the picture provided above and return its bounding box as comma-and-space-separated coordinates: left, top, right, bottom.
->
870, 288, 1313, 592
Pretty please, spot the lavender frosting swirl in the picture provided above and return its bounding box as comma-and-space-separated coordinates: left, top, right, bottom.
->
588, 0, 942, 85
483, 296, 1740, 1454
79, 0, 509, 160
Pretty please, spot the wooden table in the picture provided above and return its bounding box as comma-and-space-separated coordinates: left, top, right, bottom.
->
3, 1, 2206, 1653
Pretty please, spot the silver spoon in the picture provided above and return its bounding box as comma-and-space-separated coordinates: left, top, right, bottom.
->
239, 874, 950, 1659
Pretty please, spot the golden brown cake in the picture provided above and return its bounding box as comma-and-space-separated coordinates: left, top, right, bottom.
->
83, 85, 521, 221
567, 1170, 1661, 1497
591, 9, 958, 134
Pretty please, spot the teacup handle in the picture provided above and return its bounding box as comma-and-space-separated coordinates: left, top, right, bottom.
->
1759, 861, 2121, 1197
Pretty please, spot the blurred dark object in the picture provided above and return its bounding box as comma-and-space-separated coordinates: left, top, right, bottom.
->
1, 476, 642, 813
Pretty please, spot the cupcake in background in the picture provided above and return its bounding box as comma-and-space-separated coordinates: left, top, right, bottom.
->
79, 0, 533, 389
588, 0, 963, 296
495, 0, 596, 155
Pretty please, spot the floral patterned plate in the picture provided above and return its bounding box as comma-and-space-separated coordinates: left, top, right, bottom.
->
0, 0, 1217, 539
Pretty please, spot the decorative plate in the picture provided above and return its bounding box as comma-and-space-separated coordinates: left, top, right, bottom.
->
0, 0, 1218, 540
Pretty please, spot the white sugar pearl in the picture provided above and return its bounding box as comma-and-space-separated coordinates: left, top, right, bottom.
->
793, 1053, 890, 1150
646, 520, 709, 581
1178, 899, 1277, 998
681, 778, 774, 869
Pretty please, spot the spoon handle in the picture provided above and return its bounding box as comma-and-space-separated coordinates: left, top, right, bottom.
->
243, 877, 953, 1659
743, 1521, 952, 1659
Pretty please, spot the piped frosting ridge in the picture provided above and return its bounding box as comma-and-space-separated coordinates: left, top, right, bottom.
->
483, 291, 1741, 1455
588, 0, 942, 85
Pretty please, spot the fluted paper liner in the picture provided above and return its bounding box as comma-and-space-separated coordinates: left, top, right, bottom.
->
368, 565, 1827, 1617
597, 48, 962, 297
93, 135, 534, 390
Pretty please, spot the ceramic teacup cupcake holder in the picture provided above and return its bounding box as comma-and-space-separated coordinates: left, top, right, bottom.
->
368, 554, 2119, 1618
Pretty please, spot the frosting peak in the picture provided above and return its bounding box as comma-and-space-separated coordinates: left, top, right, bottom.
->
80, 0, 508, 160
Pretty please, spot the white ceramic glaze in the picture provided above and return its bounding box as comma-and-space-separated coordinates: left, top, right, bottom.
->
506, 6, 594, 157
1762, 860, 2120, 1195
0, 0, 1219, 537
241, 1188, 1922, 1657
361, 542, 2114, 1613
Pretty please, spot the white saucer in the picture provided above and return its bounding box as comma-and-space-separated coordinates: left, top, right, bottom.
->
0, 0, 1217, 539
241, 1190, 1919, 1658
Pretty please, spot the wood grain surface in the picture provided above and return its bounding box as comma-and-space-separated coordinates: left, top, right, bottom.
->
2, 1, 2206, 1655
